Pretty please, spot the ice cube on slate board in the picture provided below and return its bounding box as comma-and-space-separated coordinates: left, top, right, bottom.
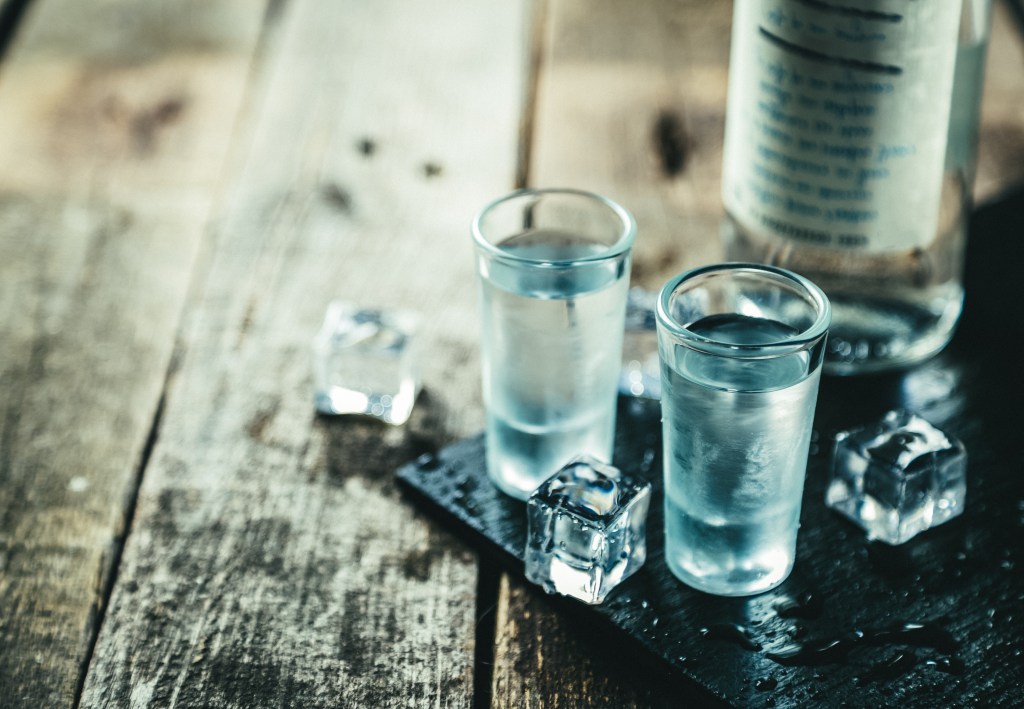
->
311, 301, 420, 425
826, 409, 966, 545
526, 455, 651, 604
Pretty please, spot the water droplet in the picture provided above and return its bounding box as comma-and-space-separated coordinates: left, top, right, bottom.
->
416, 453, 441, 470
767, 637, 857, 666
775, 590, 824, 619
989, 608, 1015, 626
768, 620, 958, 667
755, 677, 778, 692
925, 656, 966, 676
699, 623, 762, 651
856, 651, 918, 685
864, 621, 959, 654
641, 448, 656, 470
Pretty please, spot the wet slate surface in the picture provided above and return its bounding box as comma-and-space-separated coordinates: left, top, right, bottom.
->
397, 187, 1024, 708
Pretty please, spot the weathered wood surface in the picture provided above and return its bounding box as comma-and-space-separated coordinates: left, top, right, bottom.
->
529, 0, 734, 291
977, 0, 1024, 201
77, 1, 525, 706
490, 576, 684, 709
2, 0, 1023, 707
491, 0, 1024, 703
0, 1, 265, 705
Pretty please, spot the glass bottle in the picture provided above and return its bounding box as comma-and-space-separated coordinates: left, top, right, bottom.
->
721, 0, 992, 374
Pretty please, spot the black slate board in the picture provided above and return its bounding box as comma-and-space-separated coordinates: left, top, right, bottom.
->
397, 187, 1024, 708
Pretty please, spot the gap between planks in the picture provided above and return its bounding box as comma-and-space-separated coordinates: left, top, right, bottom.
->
1007, 0, 1024, 38
72, 393, 167, 709
516, 0, 549, 190
0, 0, 32, 60
473, 557, 501, 709
68, 4, 289, 705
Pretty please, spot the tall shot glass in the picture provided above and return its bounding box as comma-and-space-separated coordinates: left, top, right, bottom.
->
472, 189, 636, 500
656, 263, 831, 596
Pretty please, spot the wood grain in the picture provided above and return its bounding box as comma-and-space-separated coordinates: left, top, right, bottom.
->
490, 577, 687, 709
976, 0, 1024, 201
529, 0, 734, 291
0, 1, 264, 706
77, 1, 526, 706
2, 0, 1021, 706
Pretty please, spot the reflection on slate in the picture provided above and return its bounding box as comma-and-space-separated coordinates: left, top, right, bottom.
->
397, 186, 1024, 708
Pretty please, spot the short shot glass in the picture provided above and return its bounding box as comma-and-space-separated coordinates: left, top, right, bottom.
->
656, 263, 831, 596
472, 188, 635, 500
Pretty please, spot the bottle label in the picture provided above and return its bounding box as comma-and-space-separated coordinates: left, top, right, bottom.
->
722, 0, 961, 251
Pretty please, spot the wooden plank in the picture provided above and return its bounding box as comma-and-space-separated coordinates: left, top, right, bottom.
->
78, 1, 527, 706
490, 576, 689, 709
528, 0, 734, 289
0, 1, 265, 706
493, 0, 1024, 704
976, 0, 1024, 201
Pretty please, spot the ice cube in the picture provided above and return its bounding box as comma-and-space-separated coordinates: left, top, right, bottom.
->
311, 301, 420, 425
526, 455, 651, 604
826, 409, 966, 545
619, 288, 661, 399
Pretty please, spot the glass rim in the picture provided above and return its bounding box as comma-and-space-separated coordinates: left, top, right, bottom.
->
656, 262, 832, 358
471, 187, 636, 268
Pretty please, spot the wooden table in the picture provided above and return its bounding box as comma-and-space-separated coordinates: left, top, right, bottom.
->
2, 1, 1023, 706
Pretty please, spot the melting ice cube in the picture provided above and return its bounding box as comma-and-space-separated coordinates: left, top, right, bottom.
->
311, 301, 420, 425
826, 409, 966, 545
526, 455, 651, 604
